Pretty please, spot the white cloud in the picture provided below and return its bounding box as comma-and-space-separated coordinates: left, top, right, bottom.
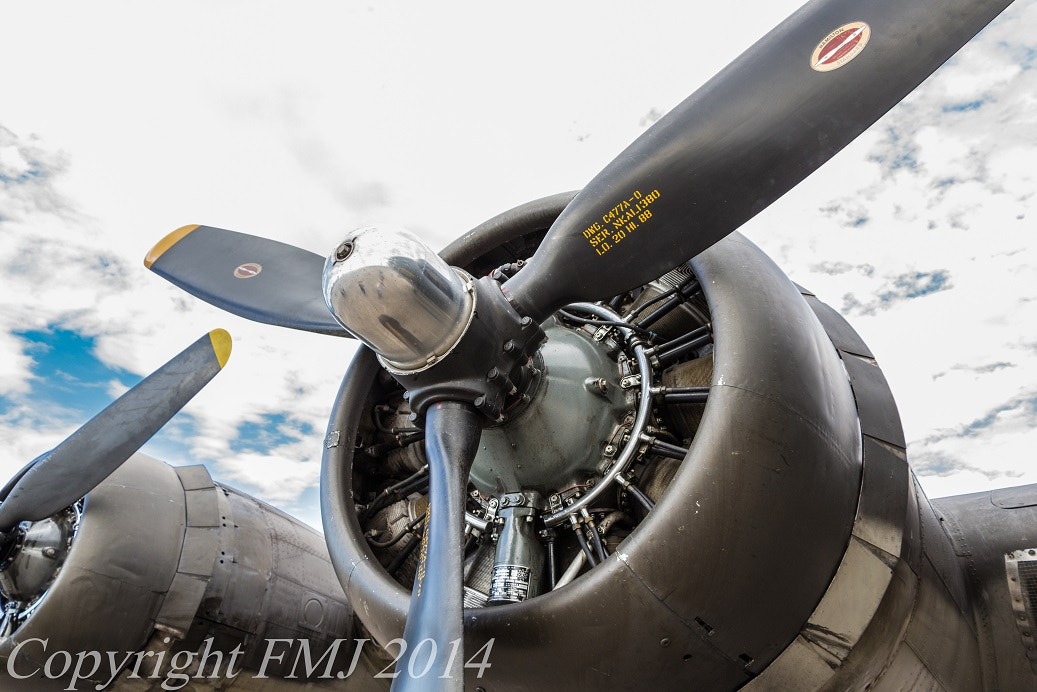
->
0, 331, 33, 398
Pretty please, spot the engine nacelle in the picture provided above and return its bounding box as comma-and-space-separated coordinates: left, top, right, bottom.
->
321, 195, 913, 688
318, 194, 1022, 690
0, 455, 362, 690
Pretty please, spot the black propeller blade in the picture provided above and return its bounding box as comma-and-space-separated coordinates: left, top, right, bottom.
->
146, 225, 351, 337
503, 0, 1015, 322
0, 329, 232, 532
392, 402, 481, 691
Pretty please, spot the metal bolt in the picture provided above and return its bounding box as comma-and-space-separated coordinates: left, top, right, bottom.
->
604, 444, 616, 455
335, 241, 354, 261
660, 638, 671, 647
501, 497, 510, 507
42, 547, 58, 559
489, 499, 499, 509
503, 340, 519, 354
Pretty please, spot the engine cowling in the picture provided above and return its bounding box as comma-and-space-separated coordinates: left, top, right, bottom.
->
321, 195, 915, 689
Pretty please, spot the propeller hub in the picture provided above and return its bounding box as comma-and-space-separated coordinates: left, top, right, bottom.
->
0, 507, 76, 606
322, 225, 476, 372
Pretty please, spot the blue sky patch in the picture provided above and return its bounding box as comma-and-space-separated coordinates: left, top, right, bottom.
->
0, 161, 46, 186
869, 126, 920, 172
942, 99, 985, 113
880, 270, 950, 302
233, 412, 314, 454
11, 326, 208, 465
958, 395, 1037, 437
999, 40, 1035, 70
15, 327, 137, 422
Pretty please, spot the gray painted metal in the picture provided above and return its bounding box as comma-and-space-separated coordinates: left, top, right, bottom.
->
175, 482, 355, 679
0, 454, 187, 689
469, 318, 632, 497
749, 283, 989, 691
935, 485, 1037, 690
801, 292, 874, 359
0, 455, 374, 691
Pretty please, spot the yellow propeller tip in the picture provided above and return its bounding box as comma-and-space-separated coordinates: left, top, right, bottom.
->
208, 329, 233, 369
144, 224, 200, 268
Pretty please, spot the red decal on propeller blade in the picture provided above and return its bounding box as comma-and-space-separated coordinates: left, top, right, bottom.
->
233, 262, 262, 279
811, 22, 871, 72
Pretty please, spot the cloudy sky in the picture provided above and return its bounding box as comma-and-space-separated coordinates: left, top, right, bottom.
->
1, 1, 1034, 530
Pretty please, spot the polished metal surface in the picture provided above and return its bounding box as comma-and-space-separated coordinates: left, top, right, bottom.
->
0, 510, 75, 604
0, 455, 372, 690
322, 224, 475, 371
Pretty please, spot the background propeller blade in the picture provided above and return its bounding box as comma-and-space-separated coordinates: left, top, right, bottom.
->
392, 402, 481, 691
146, 225, 351, 336
0, 329, 232, 531
504, 0, 1015, 321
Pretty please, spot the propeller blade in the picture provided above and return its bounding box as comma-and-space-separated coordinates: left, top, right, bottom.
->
0, 330, 232, 531
504, 0, 1014, 321
392, 401, 481, 691
146, 225, 351, 336
0, 459, 36, 504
